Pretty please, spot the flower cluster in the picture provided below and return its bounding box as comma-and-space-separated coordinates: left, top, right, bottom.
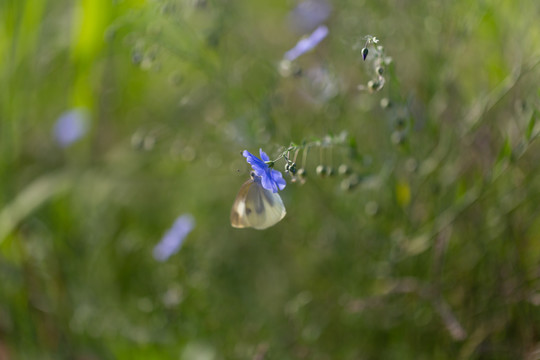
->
357, 36, 392, 93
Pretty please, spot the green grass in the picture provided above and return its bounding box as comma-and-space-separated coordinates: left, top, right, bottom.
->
1, 0, 540, 358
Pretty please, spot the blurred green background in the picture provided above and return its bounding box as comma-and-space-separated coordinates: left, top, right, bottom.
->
2, 0, 540, 358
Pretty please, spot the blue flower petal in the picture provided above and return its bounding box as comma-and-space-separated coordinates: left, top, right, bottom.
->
261, 173, 278, 193
153, 214, 195, 262
271, 169, 287, 190
243, 150, 266, 175
289, 0, 332, 34
259, 149, 270, 162
284, 25, 329, 62
242, 149, 287, 193
53, 108, 89, 147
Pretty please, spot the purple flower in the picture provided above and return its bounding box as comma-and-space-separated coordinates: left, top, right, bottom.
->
243, 149, 286, 193
284, 25, 328, 62
153, 214, 195, 261
289, 0, 331, 34
53, 108, 89, 147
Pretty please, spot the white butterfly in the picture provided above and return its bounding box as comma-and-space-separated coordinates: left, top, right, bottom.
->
230, 173, 286, 230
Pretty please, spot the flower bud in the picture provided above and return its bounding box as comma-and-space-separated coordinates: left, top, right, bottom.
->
340, 179, 353, 191
285, 162, 297, 174
362, 47, 369, 61
367, 80, 380, 92
380, 98, 391, 109
348, 174, 361, 187
289, 162, 297, 175
376, 66, 384, 75
316, 165, 327, 177
340, 175, 360, 191
297, 168, 307, 178
338, 164, 351, 176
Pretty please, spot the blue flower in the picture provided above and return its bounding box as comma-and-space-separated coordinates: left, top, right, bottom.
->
243, 149, 286, 193
53, 108, 89, 147
289, 0, 331, 34
153, 214, 195, 261
284, 25, 329, 61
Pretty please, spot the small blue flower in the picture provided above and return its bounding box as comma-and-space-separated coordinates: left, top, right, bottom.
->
243, 149, 286, 193
284, 25, 329, 62
153, 214, 195, 261
53, 108, 89, 147
289, 0, 332, 34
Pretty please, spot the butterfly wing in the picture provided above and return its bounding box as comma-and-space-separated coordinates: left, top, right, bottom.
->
230, 180, 286, 230
244, 181, 286, 229
230, 179, 254, 229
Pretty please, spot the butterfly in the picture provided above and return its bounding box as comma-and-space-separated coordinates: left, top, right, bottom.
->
230, 172, 286, 230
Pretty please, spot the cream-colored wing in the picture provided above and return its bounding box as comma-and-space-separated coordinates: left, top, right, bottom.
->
230, 179, 286, 230
243, 182, 286, 230
230, 179, 254, 228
